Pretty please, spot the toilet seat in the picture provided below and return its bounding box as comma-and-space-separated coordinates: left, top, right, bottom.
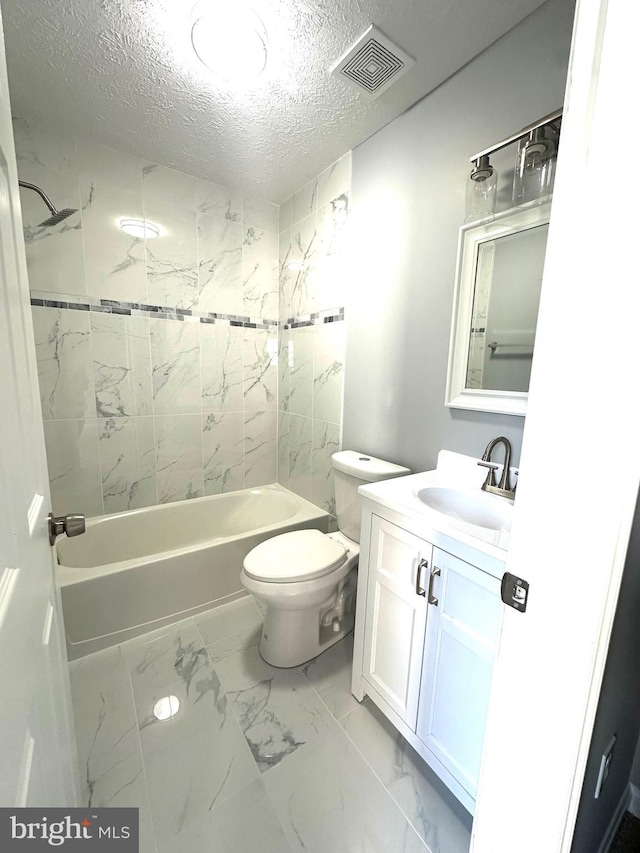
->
243, 529, 347, 583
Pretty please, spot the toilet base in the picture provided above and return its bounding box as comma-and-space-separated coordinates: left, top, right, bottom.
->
258, 569, 356, 668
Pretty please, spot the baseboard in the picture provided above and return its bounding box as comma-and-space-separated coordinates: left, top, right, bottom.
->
596, 784, 632, 853
628, 783, 640, 819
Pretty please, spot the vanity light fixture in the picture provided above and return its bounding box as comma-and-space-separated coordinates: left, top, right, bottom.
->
190, 0, 268, 81
153, 695, 180, 721
465, 154, 497, 223
119, 218, 160, 239
465, 108, 562, 219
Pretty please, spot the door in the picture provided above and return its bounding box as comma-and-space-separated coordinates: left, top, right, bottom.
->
362, 514, 431, 725
0, 13, 78, 807
416, 548, 502, 804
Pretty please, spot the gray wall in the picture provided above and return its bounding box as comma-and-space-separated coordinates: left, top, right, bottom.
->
570, 493, 640, 851
343, 0, 575, 472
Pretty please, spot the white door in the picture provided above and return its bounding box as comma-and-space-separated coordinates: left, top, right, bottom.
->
362, 514, 431, 725
472, 2, 640, 851
416, 548, 502, 805
0, 14, 78, 807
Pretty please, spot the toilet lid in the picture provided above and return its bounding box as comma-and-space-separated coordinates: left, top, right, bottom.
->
243, 529, 347, 583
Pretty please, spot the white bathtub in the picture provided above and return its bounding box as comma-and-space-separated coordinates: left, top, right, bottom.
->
57, 484, 330, 660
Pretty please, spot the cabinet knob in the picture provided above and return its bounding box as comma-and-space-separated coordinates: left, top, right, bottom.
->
428, 566, 441, 606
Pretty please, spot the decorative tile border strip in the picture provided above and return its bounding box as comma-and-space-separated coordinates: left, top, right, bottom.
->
29, 293, 278, 330
282, 308, 345, 330
29, 291, 345, 331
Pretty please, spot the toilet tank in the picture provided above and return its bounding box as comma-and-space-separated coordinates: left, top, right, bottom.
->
331, 451, 411, 543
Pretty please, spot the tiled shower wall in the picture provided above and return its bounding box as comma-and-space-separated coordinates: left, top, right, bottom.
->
14, 117, 280, 517
15, 118, 351, 520
277, 154, 350, 516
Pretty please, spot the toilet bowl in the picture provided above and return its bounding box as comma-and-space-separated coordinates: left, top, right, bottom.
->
241, 451, 411, 668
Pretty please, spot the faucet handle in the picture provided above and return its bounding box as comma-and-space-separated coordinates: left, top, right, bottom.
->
477, 460, 499, 487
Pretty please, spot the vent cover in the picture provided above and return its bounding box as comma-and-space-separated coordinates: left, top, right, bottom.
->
331, 25, 415, 99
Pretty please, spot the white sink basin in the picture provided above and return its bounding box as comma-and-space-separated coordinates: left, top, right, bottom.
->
417, 486, 514, 533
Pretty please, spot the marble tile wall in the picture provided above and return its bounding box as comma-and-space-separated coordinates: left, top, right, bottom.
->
14, 117, 279, 517
277, 154, 351, 517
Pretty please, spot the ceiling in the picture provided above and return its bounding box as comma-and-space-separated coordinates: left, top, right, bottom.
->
0, 0, 548, 203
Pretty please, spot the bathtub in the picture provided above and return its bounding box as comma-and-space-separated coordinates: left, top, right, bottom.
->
57, 484, 330, 660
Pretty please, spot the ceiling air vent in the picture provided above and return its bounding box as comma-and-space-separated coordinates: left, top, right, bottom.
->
331, 25, 415, 99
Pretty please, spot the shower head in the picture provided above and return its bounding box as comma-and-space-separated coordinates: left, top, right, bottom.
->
18, 180, 78, 227
38, 209, 78, 227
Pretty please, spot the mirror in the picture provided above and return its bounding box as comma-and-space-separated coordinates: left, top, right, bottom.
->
446, 201, 551, 416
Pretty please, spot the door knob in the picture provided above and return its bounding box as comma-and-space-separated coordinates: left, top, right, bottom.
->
48, 512, 85, 545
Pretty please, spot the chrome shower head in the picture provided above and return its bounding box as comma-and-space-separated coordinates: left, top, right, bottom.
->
18, 180, 78, 227
39, 208, 77, 227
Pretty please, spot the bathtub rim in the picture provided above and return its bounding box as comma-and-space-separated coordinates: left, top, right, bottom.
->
57, 483, 331, 586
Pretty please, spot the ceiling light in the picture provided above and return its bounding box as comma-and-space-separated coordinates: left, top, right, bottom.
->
191, 0, 268, 81
153, 695, 180, 721
119, 218, 160, 239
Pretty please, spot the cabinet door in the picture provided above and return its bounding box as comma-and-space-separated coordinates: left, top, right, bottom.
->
416, 547, 502, 801
362, 515, 432, 726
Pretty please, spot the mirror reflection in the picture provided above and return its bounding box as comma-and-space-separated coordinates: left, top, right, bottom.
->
446, 201, 551, 416
466, 223, 548, 393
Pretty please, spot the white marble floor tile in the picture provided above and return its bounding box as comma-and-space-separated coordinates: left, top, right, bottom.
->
123, 619, 208, 694
157, 777, 292, 853
135, 669, 260, 841
69, 646, 158, 853
302, 634, 361, 721
214, 644, 334, 773
340, 700, 472, 853
264, 724, 429, 853
125, 623, 260, 841
194, 597, 263, 663
68, 606, 472, 853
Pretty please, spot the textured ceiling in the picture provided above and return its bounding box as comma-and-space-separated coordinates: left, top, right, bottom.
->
0, 0, 547, 202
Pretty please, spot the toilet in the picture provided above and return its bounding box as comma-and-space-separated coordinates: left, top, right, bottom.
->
241, 450, 410, 667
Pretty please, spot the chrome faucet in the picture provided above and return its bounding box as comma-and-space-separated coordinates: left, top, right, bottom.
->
478, 436, 516, 500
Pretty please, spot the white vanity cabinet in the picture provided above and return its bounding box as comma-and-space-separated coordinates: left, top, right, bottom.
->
362, 515, 432, 726
416, 546, 502, 803
353, 498, 506, 814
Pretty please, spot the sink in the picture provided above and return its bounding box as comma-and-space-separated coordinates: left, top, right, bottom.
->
417, 486, 513, 533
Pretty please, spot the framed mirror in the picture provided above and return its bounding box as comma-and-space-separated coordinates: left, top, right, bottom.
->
446, 201, 551, 416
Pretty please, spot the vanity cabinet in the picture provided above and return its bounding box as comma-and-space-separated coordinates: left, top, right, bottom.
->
354, 502, 505, 813
362, 515, 431, 725
416, 546, 502, 802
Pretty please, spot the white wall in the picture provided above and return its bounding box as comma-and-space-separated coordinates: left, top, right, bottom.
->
343, 0, 575, 472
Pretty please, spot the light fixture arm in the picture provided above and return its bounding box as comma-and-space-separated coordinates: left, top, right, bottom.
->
469, 108, 563, 165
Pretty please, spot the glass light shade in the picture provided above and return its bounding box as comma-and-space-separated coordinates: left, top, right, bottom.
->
512, 128, 556, 205
191, 0, 267, 81
465, 157, 497, 224
119, 218, 160, 239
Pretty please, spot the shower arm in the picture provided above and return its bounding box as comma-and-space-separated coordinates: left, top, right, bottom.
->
18, 180, 58, 215
469, 108, 563, 164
